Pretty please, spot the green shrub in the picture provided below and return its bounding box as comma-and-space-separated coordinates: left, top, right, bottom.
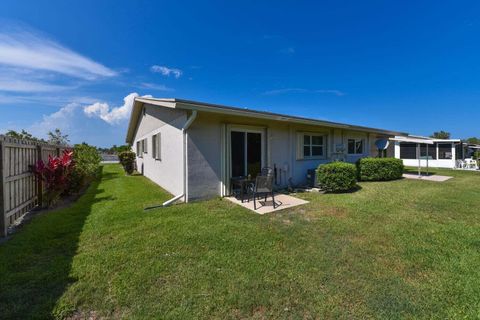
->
118, 151, 136, 174
317, 162, 357, 192
356, 157, 404, 181
70, 143, 102, 192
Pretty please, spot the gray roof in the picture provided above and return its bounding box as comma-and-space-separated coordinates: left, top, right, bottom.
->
126, 97, 408, 143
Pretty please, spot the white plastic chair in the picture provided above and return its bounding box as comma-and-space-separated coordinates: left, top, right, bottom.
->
456, 160, 465, 169
471, 160, 479, 170
465, 159, 479, 170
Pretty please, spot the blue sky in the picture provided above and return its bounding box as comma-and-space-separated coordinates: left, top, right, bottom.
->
0, 1, 479, 147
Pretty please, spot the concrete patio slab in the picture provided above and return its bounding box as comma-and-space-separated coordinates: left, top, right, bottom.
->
403, 173, 453, 182
225, 193, 309, 214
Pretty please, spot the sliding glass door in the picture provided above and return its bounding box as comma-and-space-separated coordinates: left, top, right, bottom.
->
230, 130, 263, 178
231, 131, 246, 177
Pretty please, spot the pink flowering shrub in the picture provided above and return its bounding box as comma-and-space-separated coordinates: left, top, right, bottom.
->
32, 149, 74, 207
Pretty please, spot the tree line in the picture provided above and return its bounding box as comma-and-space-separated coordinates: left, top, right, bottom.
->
430, 130, 480, 144
3, 129, 130, 154
4, 128, 479, 151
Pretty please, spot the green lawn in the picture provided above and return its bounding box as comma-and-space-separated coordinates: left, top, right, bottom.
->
1, 164, 480, 319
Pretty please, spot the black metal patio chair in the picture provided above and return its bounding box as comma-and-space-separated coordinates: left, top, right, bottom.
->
250, 175, 276, 210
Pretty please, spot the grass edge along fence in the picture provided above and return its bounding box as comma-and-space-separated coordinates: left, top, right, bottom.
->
0, 135, 67, 237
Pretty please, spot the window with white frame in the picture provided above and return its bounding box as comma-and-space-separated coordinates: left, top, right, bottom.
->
136, 140, 143, 158
152, 135, 157, 159
143, 138, 148, 154
301, 133, 326, 159
152, 133, 161, 160
347, 138, 364, 155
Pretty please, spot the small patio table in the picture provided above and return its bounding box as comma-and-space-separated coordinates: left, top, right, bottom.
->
230, 176, 255, 203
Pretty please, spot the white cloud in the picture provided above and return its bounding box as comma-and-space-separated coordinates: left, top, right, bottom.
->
5, 92, 150, 147
0, 24, 117, 98
150, 65, 182, 78
84, 102, 110, 119
0, 93, 97, 106
263, 88, 345, 96
263, 88, 308, 95
28, 102, 80, 139
139, 82, 173, 91
84, 92, 152, 125
0, 78, 74, 92
0, 27, 116, 80
22, 100, 127, 147
314, 89, 345, 96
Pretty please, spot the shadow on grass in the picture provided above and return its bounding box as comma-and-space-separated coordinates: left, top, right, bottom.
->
0, 167, 108, 319
324, 184, 363, 194
98, 169, 118, 181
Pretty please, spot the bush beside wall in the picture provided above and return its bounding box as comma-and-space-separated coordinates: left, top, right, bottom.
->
356, 157, 404, 181
69, 143, 102, 193
118, 151, 136, 175
32, 144, 101, 207
317, 162, 357, 192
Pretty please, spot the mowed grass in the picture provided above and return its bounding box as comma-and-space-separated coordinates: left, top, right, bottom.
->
1, 164, 480, 319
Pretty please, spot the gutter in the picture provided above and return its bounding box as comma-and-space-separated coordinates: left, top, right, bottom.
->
162, 110, 198, 207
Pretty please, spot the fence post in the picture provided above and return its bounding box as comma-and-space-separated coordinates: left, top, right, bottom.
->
0, 140, 6, 237
37, 145, 43, 208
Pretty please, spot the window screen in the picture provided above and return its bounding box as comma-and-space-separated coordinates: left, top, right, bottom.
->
455, 144, 464, 160
438, 143, 452, 159
399, 143, 416, 159
347, 139, 363, 154
420, 144, 436, 159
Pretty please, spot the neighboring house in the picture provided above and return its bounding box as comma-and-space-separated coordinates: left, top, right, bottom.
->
392, 135, 464, 168
465, 144, 480, 158
125, 98, 406, 202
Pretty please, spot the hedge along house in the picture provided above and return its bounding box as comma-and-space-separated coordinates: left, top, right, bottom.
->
392, 135, 464, 169
125, 98, 406, 203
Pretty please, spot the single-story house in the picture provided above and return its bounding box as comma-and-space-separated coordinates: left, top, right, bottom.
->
125, 98, 406, 203
391, 135, 464, 168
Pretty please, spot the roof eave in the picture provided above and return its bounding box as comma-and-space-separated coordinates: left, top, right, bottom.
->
125, 97, 408, 143
174, 99, 406, 136
125, 99, 143, 144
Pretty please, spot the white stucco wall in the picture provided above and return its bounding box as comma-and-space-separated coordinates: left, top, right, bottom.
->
401, 159, 456, 168
184, 112, 390, 200
132, 104, 187, 196
130, 105, 396, 201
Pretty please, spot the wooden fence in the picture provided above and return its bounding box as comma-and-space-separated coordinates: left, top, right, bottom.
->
0, 135, 66, 237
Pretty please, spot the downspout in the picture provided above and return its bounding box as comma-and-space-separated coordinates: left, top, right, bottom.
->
162, 110, 197, 207
182, 110, 197, 203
